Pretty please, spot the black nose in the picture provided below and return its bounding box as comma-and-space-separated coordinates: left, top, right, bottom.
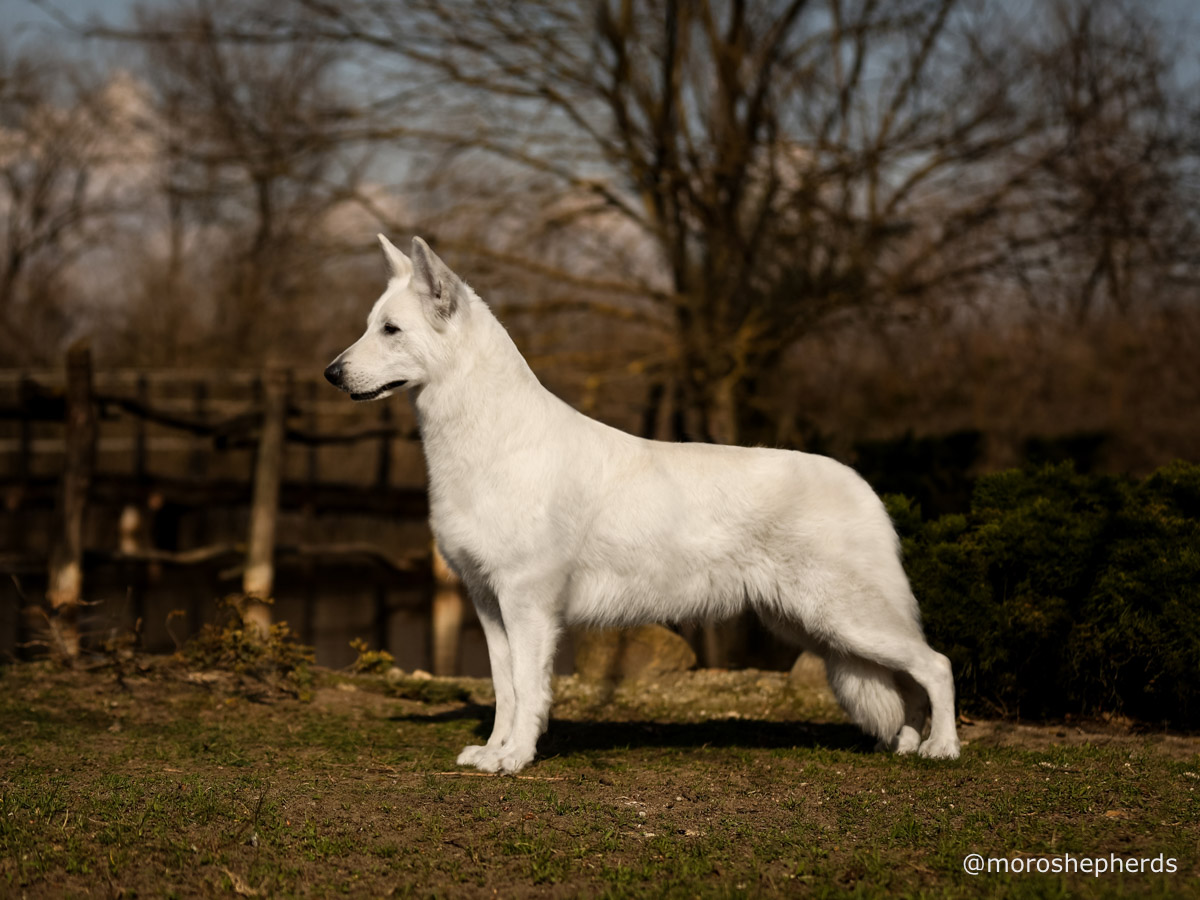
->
324, 361, 344, 387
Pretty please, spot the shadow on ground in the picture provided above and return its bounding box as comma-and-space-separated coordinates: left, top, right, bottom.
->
391, 704, 872, 758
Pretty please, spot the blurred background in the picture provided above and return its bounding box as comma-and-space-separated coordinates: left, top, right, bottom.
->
1, 0, 1197, 673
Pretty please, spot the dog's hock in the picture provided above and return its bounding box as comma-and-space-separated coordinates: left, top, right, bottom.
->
411, 236, 460, 324
377, 233, 413, 282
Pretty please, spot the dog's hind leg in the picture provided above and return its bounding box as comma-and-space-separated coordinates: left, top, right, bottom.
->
892, 671, 929, 755
823, 653, 906, 746
760, 608, 906, 749
470, 579, 562, 774
821, 589, 960, 759
457, 591, 515, 768
905, 645, 958, 759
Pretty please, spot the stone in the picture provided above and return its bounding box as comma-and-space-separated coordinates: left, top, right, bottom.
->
574, 625, 697, 681
788, 651, 836, 701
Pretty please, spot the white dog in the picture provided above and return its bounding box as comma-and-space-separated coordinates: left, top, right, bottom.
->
325, 235, 961, 772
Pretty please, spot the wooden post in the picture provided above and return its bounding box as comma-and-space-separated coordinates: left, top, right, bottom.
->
306, 379, 319, 486
3, 374, 32, 533
242, 370, 287, 636
431, 543, 464, 676
376, 401, 393, 487
47, 340, 96, 660
179, 379, 208, 628
188, 380, 209, 479
373, 584, 390, 657
118, 503, 147, 624
134, 374, 149, 480
10, 373, 34, 655
370, 401, 393, 651
702, 625, 726, 669
302, 378, 319, 646
14, 372, 33, 491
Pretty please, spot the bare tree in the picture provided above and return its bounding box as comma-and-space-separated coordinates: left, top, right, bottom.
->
119, 0, 372, 364
251, 0, 1131, 443
1000, 0, 1199, 320
50, 0, 1199, 423
0, 46, 112, 362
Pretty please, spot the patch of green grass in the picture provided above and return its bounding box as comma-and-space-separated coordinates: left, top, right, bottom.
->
388, 677, 473, 705
0, 662, 1197, 898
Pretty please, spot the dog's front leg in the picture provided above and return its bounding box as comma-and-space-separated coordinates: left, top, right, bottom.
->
471, 588, 561, 774
457, 595, 515, 768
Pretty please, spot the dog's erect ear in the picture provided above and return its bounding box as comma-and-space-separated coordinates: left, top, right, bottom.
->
378, 233, 413, 282
410, 236, 462, 324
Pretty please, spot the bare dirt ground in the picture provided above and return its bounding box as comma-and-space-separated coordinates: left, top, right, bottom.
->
2, 661, 1197, 898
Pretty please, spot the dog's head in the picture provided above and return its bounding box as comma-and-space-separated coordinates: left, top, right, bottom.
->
324, 235, 469, 400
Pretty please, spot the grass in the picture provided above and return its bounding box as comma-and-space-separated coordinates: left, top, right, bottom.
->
0, 661, 1196, 898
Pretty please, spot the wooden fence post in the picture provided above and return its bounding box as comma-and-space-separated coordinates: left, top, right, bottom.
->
189, 380, 209, 479
14, 373, 33, 500
376, 401, 392, 487
134, 374, 149, 480
302, 378, 319, 646
243, 369, 288, 636
46, 340, 96, 660
431, 543, 464, 676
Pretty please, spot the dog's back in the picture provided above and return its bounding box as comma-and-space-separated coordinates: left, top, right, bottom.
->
553, 435, 912, 630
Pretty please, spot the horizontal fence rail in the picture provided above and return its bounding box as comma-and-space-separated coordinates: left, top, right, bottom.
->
0, 346, 467, 672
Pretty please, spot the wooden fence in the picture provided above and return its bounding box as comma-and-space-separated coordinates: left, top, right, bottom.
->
0, 340, 467, 672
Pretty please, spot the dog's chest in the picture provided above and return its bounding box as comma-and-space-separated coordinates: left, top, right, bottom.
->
427, 487, 491, 558
424, 455, 559, 575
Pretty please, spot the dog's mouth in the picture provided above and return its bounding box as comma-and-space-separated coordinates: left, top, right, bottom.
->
350, 380, 407, 401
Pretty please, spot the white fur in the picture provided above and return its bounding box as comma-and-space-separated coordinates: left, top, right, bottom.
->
326, 235, 961, 772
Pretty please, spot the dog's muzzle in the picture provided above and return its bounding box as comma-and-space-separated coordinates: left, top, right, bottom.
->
324, 360, 405, 400
349, 381, 406, 401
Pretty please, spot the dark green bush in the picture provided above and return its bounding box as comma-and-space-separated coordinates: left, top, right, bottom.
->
889, 461, 1200, 727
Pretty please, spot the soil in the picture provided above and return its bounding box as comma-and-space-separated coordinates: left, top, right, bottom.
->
1, 660, 1197, 898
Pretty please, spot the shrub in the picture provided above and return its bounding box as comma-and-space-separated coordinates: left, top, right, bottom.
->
181, 595, 315, 700
348, 637, 395, 675
890, 461, 1200, 727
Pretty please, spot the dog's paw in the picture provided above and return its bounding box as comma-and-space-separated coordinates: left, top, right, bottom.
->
891, 725, 922, 755
494, 746, 536, 774
918, 735, 961, 759
469, 744, 535, 774
456, 745, 488, 767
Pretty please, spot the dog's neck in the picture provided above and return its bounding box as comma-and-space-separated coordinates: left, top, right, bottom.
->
410, 300, 553, 462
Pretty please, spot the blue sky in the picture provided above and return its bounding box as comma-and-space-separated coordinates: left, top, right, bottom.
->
6, 0, 1200, 38
2, 0, 1197, 88
0, 0, 167, 43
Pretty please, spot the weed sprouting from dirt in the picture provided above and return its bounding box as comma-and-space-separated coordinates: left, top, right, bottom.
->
346, 638, 469, 702
180, 595, 314, 701
348, 637, 395, 675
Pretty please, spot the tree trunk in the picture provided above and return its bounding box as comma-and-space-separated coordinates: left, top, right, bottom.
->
46, 340, 96, 661
707, 375, 741, 446
431, 543, 464, 676
243, 370, 288, 637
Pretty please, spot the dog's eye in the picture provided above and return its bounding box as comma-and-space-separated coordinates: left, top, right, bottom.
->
382, 323, 401, 336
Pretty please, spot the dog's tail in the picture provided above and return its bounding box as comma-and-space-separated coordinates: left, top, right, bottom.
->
824, 654, 905, 743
